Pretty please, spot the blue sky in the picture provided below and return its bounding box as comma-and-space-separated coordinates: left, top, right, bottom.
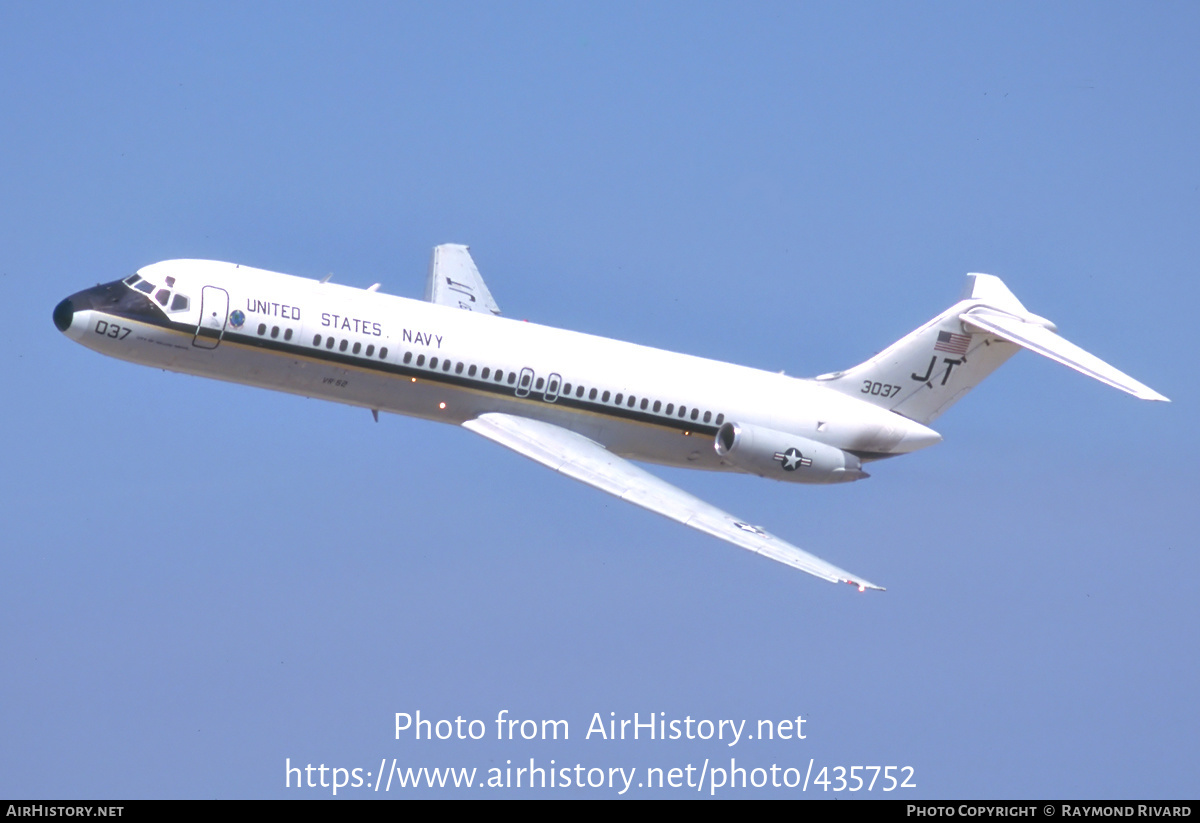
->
3, 2, 1197, 798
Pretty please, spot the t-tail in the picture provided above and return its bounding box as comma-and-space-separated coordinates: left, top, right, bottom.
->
815, 273, 1169, 425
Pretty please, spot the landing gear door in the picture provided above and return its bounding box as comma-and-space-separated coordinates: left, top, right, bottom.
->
193, 286, 230, 349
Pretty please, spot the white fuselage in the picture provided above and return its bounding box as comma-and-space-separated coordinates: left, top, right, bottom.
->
58, 259, 941, 472
56, 253, 1165, 590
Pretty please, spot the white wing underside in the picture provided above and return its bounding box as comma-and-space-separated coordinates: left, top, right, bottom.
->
425, 244, 502, 315
463, 412, 883, 591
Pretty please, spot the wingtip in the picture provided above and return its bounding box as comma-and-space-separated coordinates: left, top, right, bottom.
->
848, 579, 886, 593
1129, 384, 1170, 402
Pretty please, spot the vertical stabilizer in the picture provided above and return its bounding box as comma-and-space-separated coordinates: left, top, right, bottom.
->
425, 244, 502, 315
815, 273, 1167, 424
816, 278, 1019, 424
960, 272, 1026, 312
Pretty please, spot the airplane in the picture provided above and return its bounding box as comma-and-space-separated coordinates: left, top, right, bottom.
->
52, 245, 1168, 592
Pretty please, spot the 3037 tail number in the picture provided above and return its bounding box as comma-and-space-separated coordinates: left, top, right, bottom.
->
862, 381, 902, 398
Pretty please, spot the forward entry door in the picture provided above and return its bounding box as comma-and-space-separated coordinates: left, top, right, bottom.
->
193, 286, 230, 349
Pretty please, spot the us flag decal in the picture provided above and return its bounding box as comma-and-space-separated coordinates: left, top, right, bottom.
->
934, 330, 970, 355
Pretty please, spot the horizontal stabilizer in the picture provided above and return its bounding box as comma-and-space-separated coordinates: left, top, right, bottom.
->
959, 307, 1169, 402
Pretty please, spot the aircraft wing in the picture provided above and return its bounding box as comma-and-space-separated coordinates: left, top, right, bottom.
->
462, 412, 883, 591
425, 244, 502, 315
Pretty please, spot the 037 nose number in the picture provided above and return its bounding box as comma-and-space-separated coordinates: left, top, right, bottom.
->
94, 320, 131, 340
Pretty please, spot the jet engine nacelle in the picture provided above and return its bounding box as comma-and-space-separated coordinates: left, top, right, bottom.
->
715, 421, 869, 484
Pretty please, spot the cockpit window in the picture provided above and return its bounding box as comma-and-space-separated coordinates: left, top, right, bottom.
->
124, 273, 189, 313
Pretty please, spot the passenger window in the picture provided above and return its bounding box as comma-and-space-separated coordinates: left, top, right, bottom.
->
455, 362, 463, 374
352, 342, 361, 354
715, 413, 724, 425
271, 326, 280, 339
602, 391, 610, 403
577, 386, 585, 398
507, 373, 516, 385
417, 354, 425, 366
313, 335, 322, 346
481, 367, 490, 379
703, 411, 711, 423
368, 345, 376, 357
326, 337, 335, 349
468, 365, 477, 377
653, 400, 661, 412
339, 340, 348, 352
535, 377, 544, 390
494, 370, 503, 382
691, 408, 699, 421
666, 403, 674, 415
615, 393, 623, 405
257, 323, 267, 335
284, 328, 293, 341
678, 406, 687, 418
379, 347, 388, 358
589, 388, 597, 400
430, 357, 439, 369
442, 360, 451, 372
400, 350, 408, 362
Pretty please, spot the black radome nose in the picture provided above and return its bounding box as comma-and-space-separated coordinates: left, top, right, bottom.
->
53, 298, 74, 332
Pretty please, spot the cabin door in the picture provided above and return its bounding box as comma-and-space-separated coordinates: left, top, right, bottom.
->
193, 286, 230, 349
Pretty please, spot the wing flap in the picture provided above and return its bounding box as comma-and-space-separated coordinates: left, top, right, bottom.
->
463, 412, 883, 591
960, 307, 1168, 401
425, 244, 501, 315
